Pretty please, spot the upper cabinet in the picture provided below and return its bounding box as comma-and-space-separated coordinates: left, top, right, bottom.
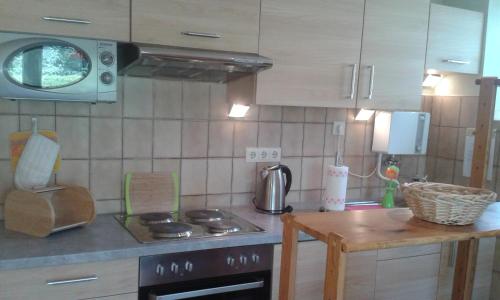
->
257, 0, 430, 110
257, 0, 365, 108
356, 0, 430, 110
131, 0, 260, 53
0, 0, 130, 41
426, 4, 484, 75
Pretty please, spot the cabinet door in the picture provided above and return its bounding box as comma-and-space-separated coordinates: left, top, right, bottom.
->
357, 0, 429, 110
426, 4, 484, 75
132, 0, 260, 53
0, 258, 138, 300
257, 0, 365, 108
0, 0, 130, 41
272, 242, 377, 300
272, 241, 326, 300
375, 253, 441, 300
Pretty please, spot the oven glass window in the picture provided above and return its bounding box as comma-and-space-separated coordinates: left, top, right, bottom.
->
4, 42, 91, 89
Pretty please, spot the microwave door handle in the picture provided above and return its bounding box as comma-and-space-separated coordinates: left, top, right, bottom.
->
149, 280, 264, 300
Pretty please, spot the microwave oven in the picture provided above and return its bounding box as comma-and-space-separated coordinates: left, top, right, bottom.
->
0, 32, 116, 103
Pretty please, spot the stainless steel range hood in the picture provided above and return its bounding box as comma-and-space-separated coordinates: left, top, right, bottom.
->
118, 43, 273, 83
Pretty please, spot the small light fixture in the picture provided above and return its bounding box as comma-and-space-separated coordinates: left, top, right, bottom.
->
354, 108, 375, 121
228, 103, 250, 118
422, 69, 443, 87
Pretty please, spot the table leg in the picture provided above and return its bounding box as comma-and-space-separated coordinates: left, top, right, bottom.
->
279, 214, 299, 300
324, 233, 346, 300
452, 238, 479, 300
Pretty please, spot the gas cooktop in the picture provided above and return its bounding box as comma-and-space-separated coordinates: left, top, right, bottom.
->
115, 209, 265, 244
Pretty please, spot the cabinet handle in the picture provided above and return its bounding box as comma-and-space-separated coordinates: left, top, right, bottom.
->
366, 65, 375, 100
46, 275, 98, 286
442, 59, 470, 65
181, 31, 222, 39
348, 64, 357, 100
42, 16, 92, 25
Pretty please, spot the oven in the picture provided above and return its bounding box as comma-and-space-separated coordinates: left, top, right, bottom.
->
139, 245, 273, 300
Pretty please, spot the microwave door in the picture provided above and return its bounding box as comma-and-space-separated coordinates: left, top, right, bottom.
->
0, 35, 99, 102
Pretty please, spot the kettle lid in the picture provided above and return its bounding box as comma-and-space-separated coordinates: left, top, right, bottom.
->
264, 164, 282, 171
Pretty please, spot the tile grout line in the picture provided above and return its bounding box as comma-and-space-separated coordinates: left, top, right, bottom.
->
120, 77, 126, 213
179, 81, 185, 210
205, 84, 211, 208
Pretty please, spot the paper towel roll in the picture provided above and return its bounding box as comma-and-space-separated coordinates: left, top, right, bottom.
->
323, 165, 349, 211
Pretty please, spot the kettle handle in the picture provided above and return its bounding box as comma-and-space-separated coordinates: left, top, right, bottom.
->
280, 165, 292, 196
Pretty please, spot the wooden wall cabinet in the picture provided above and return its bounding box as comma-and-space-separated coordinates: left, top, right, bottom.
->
257, 0, 429, 110
356, 0, 430, 110
0, 0, 130, 41
426, 4, 484, 75
0, 258, 138, 300
257, 0, 365, 108
131, 0, 260, 53
272, 241, 442, 300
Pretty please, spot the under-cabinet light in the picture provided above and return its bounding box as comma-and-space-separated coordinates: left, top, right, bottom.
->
228, 104, 250, 118
354, 109, 375, 121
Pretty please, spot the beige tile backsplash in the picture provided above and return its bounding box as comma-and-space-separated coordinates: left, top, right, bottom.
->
424, 95, 500, 194
0, 76, 435, 218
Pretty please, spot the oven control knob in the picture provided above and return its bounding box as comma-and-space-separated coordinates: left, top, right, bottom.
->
252, 253, 260, 264
185, 261, 193, 272
226, 256, 235, 267
100, 71, 114, 85
239, 255, 248, 266
100, 51, 115, 66
156, 263, 165, 276
170, 262, 179, 274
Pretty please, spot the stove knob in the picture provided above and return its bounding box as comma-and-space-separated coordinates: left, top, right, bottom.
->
226, 256, 235, 267
240, 255, 248, 266
170, 262, 179, 274
252, 253, 260, 264
185, 261, 193, 272
156, 263, 165, 276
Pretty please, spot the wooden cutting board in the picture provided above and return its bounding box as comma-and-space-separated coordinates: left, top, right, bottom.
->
124, 172, 179, 215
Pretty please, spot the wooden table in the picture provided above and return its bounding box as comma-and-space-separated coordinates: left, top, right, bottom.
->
279, 203, 500, 300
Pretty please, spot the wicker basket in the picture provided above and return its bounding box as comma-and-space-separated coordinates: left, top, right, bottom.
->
402, 182, 497, 225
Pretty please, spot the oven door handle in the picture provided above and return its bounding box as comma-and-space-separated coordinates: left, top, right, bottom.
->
149, 280, 264, 300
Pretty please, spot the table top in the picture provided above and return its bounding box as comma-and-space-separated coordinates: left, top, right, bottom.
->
287, 203, 500, 252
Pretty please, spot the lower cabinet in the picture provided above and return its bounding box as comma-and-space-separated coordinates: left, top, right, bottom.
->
272, 241, 442, 300
0, 258, 138, 300
437, 237, 496, 300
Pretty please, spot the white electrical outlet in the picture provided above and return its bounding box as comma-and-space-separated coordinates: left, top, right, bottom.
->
332, 121, 345, 136
246, 147, 281, 162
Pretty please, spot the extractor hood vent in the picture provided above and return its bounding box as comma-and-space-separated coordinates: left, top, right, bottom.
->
118, 43, 273, 83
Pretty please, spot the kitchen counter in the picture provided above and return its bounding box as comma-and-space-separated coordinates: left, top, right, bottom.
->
0, 206, 315, 271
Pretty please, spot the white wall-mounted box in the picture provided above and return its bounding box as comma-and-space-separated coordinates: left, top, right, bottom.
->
372, 111, 430, 155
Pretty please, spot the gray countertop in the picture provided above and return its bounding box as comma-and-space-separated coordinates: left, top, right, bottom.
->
0, 206, 315, 271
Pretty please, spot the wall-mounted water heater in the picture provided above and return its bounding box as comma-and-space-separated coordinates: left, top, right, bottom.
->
372, 111, 430, 155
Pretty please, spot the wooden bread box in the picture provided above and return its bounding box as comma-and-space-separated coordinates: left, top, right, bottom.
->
4, 185, 96, 237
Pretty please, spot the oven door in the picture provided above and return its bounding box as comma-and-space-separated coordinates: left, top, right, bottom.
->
144, 272, 271, 300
